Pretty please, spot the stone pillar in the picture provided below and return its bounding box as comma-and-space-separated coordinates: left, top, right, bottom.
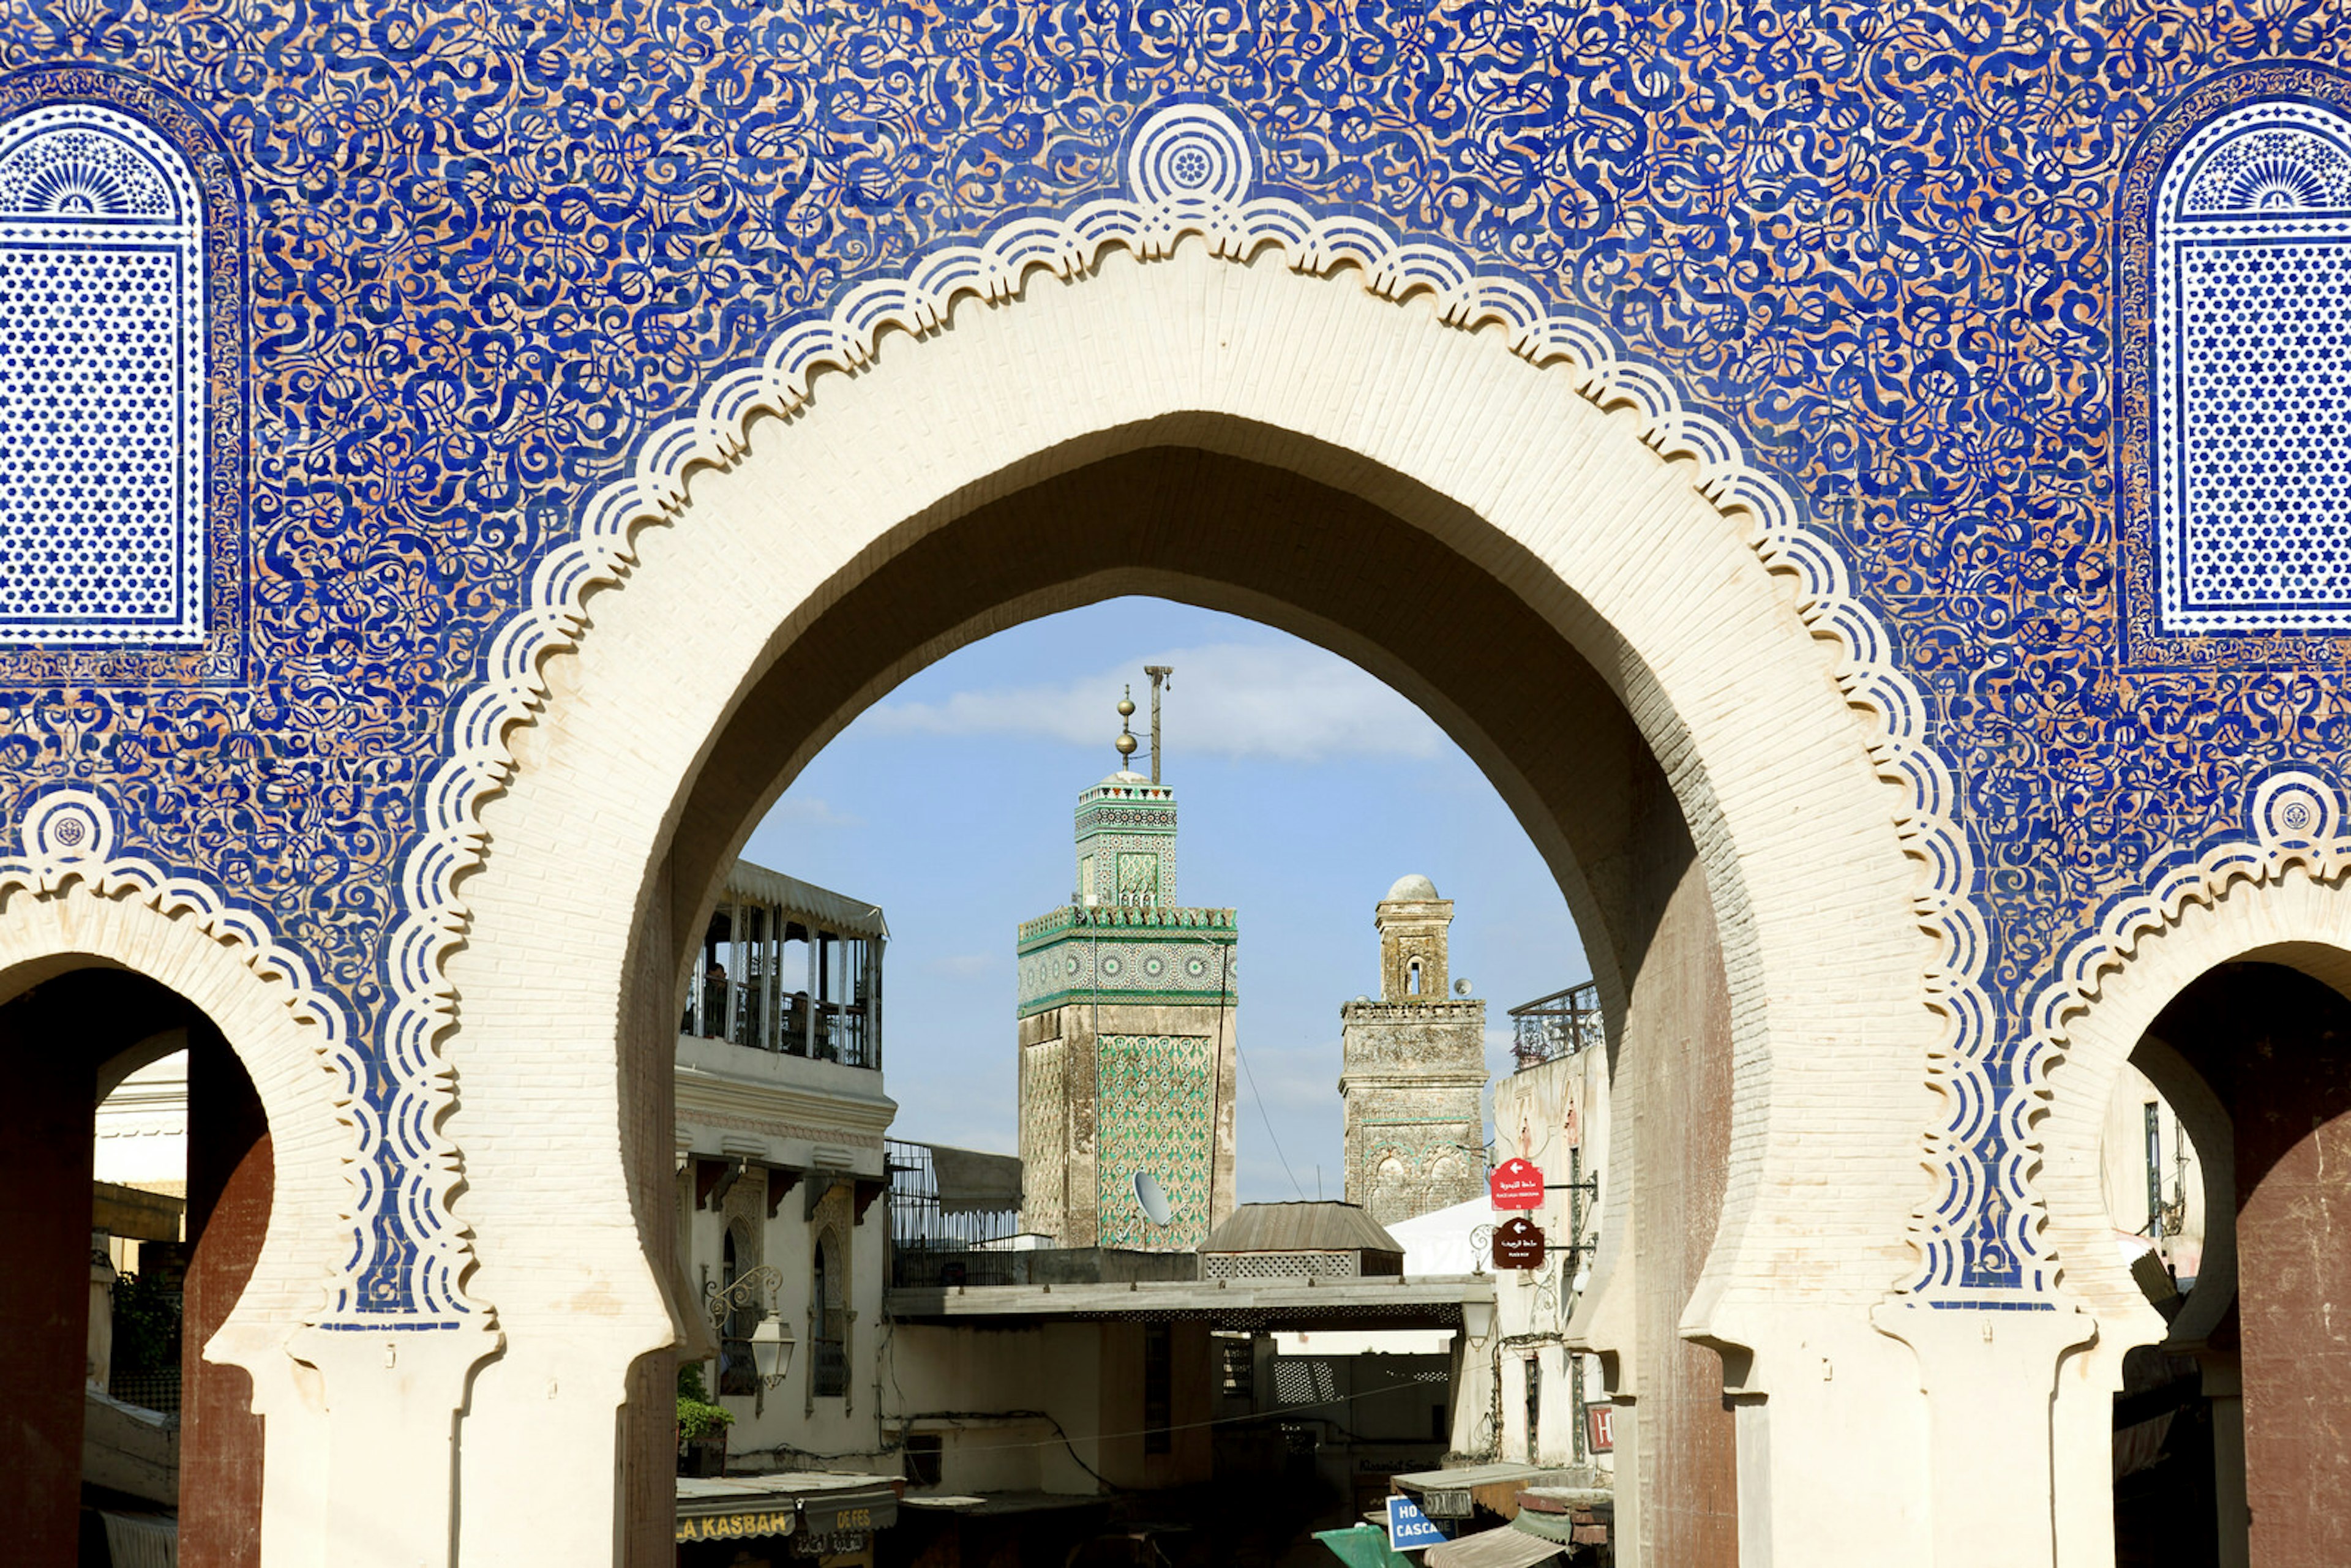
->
0, 986, 97, 1568
1875, 1300, 2096, 1568
182, 1021, 271, 1568
2230, 986, 2351, 1568
1620, 843, 1739, 1566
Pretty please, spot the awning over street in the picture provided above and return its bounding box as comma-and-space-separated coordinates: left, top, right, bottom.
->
673, 1472, 899, 1545
1423, 1523, 1564, 1568
1390, 1461, 1548, 1520
888, 1272, 1491, 1333
1314, 1523, 1416, 1567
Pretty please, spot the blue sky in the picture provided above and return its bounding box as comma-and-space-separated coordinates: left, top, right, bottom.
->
744, 598, 1587, 1204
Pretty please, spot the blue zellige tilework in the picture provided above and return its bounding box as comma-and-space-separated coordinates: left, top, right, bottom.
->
0, 7, 2340, 1315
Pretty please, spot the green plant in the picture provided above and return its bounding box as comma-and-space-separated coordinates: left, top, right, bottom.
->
676, 1361, 733, 1444
110, 1272, 180, 1379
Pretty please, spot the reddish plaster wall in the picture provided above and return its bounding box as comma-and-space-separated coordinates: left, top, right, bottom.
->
0, 984, 99, 1568
2154, 962, 2351, 1568
1624, 819, 1739, 1567
181, 1022, 270, 1568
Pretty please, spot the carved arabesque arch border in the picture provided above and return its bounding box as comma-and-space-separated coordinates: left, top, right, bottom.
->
374, 100, 1998, 1321
0, 786, 370, 1329
2020, 768, 2351, 1297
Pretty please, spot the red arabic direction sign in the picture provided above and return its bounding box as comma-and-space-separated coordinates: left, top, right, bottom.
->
1493, 1214, 1546, 1270
1490, 1157, 1543, 1209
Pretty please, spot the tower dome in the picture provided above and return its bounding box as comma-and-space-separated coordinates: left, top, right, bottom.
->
1385, 872, 1439, 902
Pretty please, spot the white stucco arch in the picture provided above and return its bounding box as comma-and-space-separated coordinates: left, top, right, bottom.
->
0, 875, 353, 1565
2036, 853, 2351, 1565
428, 226, 1957, 1562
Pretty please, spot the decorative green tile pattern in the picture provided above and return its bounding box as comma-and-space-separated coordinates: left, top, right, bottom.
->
1095, 1033, 1216, 1248
1018, 1037, 1069, 1240
1014, 910, 1238, 1018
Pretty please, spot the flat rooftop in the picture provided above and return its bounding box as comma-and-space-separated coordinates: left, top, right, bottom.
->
886, 1272, 1491, 1332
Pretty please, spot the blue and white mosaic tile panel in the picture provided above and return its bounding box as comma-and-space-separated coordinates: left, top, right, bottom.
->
0, 103, 202, 645
2156, 99, 2351, 635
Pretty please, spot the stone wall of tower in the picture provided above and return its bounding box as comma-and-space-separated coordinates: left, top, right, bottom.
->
1340, 880, 1491, 1226
1340, 1000, 1488, 1225
1018, 764, 1236, 1252
1017, 997, 1238, 1250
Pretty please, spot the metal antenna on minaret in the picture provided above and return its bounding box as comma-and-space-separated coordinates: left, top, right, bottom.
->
1144, 666, 1173, 784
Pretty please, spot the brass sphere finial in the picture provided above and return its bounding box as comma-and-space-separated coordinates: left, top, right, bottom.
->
1115, 685, 1139, 764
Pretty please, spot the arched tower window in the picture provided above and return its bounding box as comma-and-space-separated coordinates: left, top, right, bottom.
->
2153, 98, 2351, 635
717, 1225, 754, 1395
1407, 958, 1422, 996
811, 1227, 847, 1397
0, 101, 206, 647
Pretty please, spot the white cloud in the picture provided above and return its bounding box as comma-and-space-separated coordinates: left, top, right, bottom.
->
763, 794, 864, 828
865, 642, 1445, 765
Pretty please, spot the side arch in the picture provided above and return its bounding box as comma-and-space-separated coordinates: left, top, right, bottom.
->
0, 865, 358, 1568
2033, 789, 2351, 1566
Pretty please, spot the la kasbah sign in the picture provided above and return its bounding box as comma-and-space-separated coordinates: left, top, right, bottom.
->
675, 1509, 794, 1543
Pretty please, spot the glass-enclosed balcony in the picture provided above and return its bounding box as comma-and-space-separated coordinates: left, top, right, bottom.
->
681, 860, 887, 1070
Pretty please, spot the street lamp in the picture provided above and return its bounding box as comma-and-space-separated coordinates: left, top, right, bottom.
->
1461, 1297, 1495, 1345
706, 1264, 798, 1390
750, 1313, 795, 1386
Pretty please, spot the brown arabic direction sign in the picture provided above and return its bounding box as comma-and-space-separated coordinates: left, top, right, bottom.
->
1490, 1157, 1543, 1209
1493, 1214, 1546, 1270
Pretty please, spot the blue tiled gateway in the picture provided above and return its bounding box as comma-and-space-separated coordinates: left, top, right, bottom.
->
2, 4, 2349, 1566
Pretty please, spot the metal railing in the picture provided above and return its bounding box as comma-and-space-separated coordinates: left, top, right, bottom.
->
107, 1369, 181, 1416
886, 1138, 1024, 1288
1508, 981, 1603, 1070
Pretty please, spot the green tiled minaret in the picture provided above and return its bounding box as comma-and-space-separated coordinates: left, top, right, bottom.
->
1014, 685, 1239, 1250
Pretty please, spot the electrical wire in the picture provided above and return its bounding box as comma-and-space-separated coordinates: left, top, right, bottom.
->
1235, 1032, 1307, 1201
883, 1369, 1451, 1456
728, 1368, 1453, 1465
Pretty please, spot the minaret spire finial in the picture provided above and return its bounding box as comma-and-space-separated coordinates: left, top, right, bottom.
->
1115, 686, 1138, 771
1143, 666, 1173, 784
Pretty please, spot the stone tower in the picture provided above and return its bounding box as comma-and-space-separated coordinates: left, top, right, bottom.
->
1016, 692, 1238, 1250
1340, 874, 1490, 1225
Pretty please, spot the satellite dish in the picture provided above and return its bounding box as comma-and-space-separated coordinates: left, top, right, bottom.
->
1453, 978, 1472, 996
1134, 1171, 1173, 1226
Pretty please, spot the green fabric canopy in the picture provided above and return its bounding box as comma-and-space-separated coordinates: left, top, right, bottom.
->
1314, 1523, 1417, 1567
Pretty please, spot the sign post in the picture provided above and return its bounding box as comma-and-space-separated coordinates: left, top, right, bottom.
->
1492, 1214, 1546, 1270
1387, 1493, 1447, 1552
1489, 1158, 1543, 1209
